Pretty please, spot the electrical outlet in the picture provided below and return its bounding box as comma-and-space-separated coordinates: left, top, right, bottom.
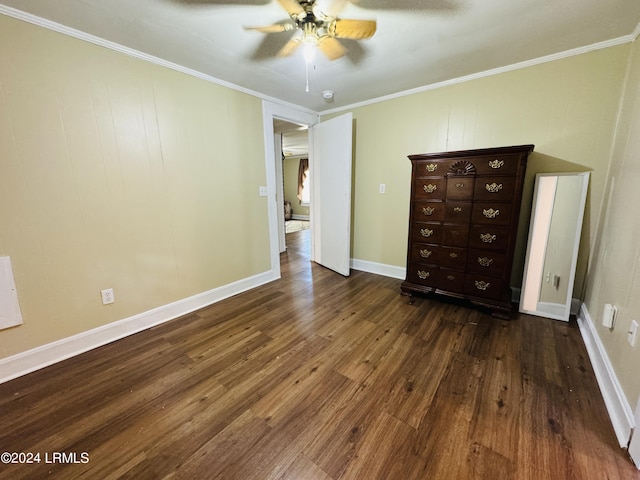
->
101, 288, 115, 305
629, 320, 638, 347
379, 183, 386, 194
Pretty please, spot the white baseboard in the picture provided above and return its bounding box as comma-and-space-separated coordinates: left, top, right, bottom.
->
350, 258, 406, 280
630, 397, 640, 468
577, 302, 635, 447
0, 270, 279, 385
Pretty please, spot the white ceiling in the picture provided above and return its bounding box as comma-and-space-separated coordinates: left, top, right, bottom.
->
1, 1, 640, 113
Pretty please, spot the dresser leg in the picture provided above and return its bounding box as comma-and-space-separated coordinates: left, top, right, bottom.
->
490, 307, 512, 320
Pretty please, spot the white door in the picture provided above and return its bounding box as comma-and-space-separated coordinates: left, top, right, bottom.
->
310, 113, 353, 276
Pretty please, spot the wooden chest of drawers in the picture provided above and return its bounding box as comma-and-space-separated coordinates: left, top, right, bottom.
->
401, 145, 534, 318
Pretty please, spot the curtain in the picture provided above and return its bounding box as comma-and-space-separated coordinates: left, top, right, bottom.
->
297, 158, 309, 202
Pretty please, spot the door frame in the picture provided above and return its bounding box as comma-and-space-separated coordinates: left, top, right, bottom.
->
262, 101, 318, 278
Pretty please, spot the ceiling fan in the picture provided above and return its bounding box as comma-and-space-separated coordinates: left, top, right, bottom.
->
244, 0, 376, 61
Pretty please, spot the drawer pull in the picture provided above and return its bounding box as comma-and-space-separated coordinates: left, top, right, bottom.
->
455, 182, 465, 188
426, 163, 438, 172
449, 252, 458, 259
422, 206, 435, 216
418, 270, 430, 279
478, 257, 494, 267
475, 280, 491, 291
419, 249, 432, 259
485, 183, 503, 193
480, 233, 497, 243
453, 207, 463, 212
483, 208, 500, 219
447, 275, 455, 281
420, 228, 434, 238
423, 184, 438, 194
489, 159, 505, 169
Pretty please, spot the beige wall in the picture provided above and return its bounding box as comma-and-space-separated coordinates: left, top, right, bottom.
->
345, 45, 630, 299
584, 40, 640, 404
283, 156, 310, 217
0, 16, 268, 359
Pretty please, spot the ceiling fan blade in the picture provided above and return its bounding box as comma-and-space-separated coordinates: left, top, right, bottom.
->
277, 38, 302, 57
277, 0, 306, 17
318, 36, 347, 60
313, 0, 350, 19
331, 18, 376, 39
244, 24, 294, 34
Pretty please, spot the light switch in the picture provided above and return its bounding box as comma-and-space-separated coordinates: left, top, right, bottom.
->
379, 183, 386, 194
602, 303, 617, 329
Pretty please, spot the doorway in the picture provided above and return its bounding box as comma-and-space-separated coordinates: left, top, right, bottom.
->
262, 102, 353, 280
261, 101, 317, 280
274, 118, 310, 252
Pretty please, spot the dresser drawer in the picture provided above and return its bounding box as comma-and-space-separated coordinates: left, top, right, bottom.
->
464, 274, 503, 300
410, 243, 437, 263
438, 246, 467, 269
473, 177, 516, 201
471, 203, 512, 226
446, 177, 475, 200
466, 250, 506, 276
408, 264, 438, 287
442, 226, 469, 248
438, 268, 465, 293
472, 154, 520, 175
411, 223, 443, 243
443, 202, 472, 224
413, 201, 445, 222
468, 226, 509, 250
414, 159, 459, 178
414, 178, 446, 200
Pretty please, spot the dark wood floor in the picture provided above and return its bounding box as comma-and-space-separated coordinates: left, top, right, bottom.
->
1, 229, 638, 479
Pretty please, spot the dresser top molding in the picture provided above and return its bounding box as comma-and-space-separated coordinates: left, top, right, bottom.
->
408, 144, 535, 161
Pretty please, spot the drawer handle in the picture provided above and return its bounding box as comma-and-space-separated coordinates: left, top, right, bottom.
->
478, 256, 494, 267
420, 228, 434, 238
447, 275, 455, 281
449, 252, 458, 259
483, 208, 500, 219
422, 206, 435, 216
418, 270, 430, 279
423, 184, 438, 194
419, 249, 432, 258
455, 182, 465, 188
489, 159, 505, 169
475, 280, 491, 291
453, 207, 463, 212
426, 163, 438, 172
485, 183, 503, 193
480, 233, 497, 243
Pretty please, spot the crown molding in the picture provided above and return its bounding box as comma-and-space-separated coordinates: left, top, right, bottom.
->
2, 5, 638, 119
322, 34, 637, 115
0, 5, 316, 115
